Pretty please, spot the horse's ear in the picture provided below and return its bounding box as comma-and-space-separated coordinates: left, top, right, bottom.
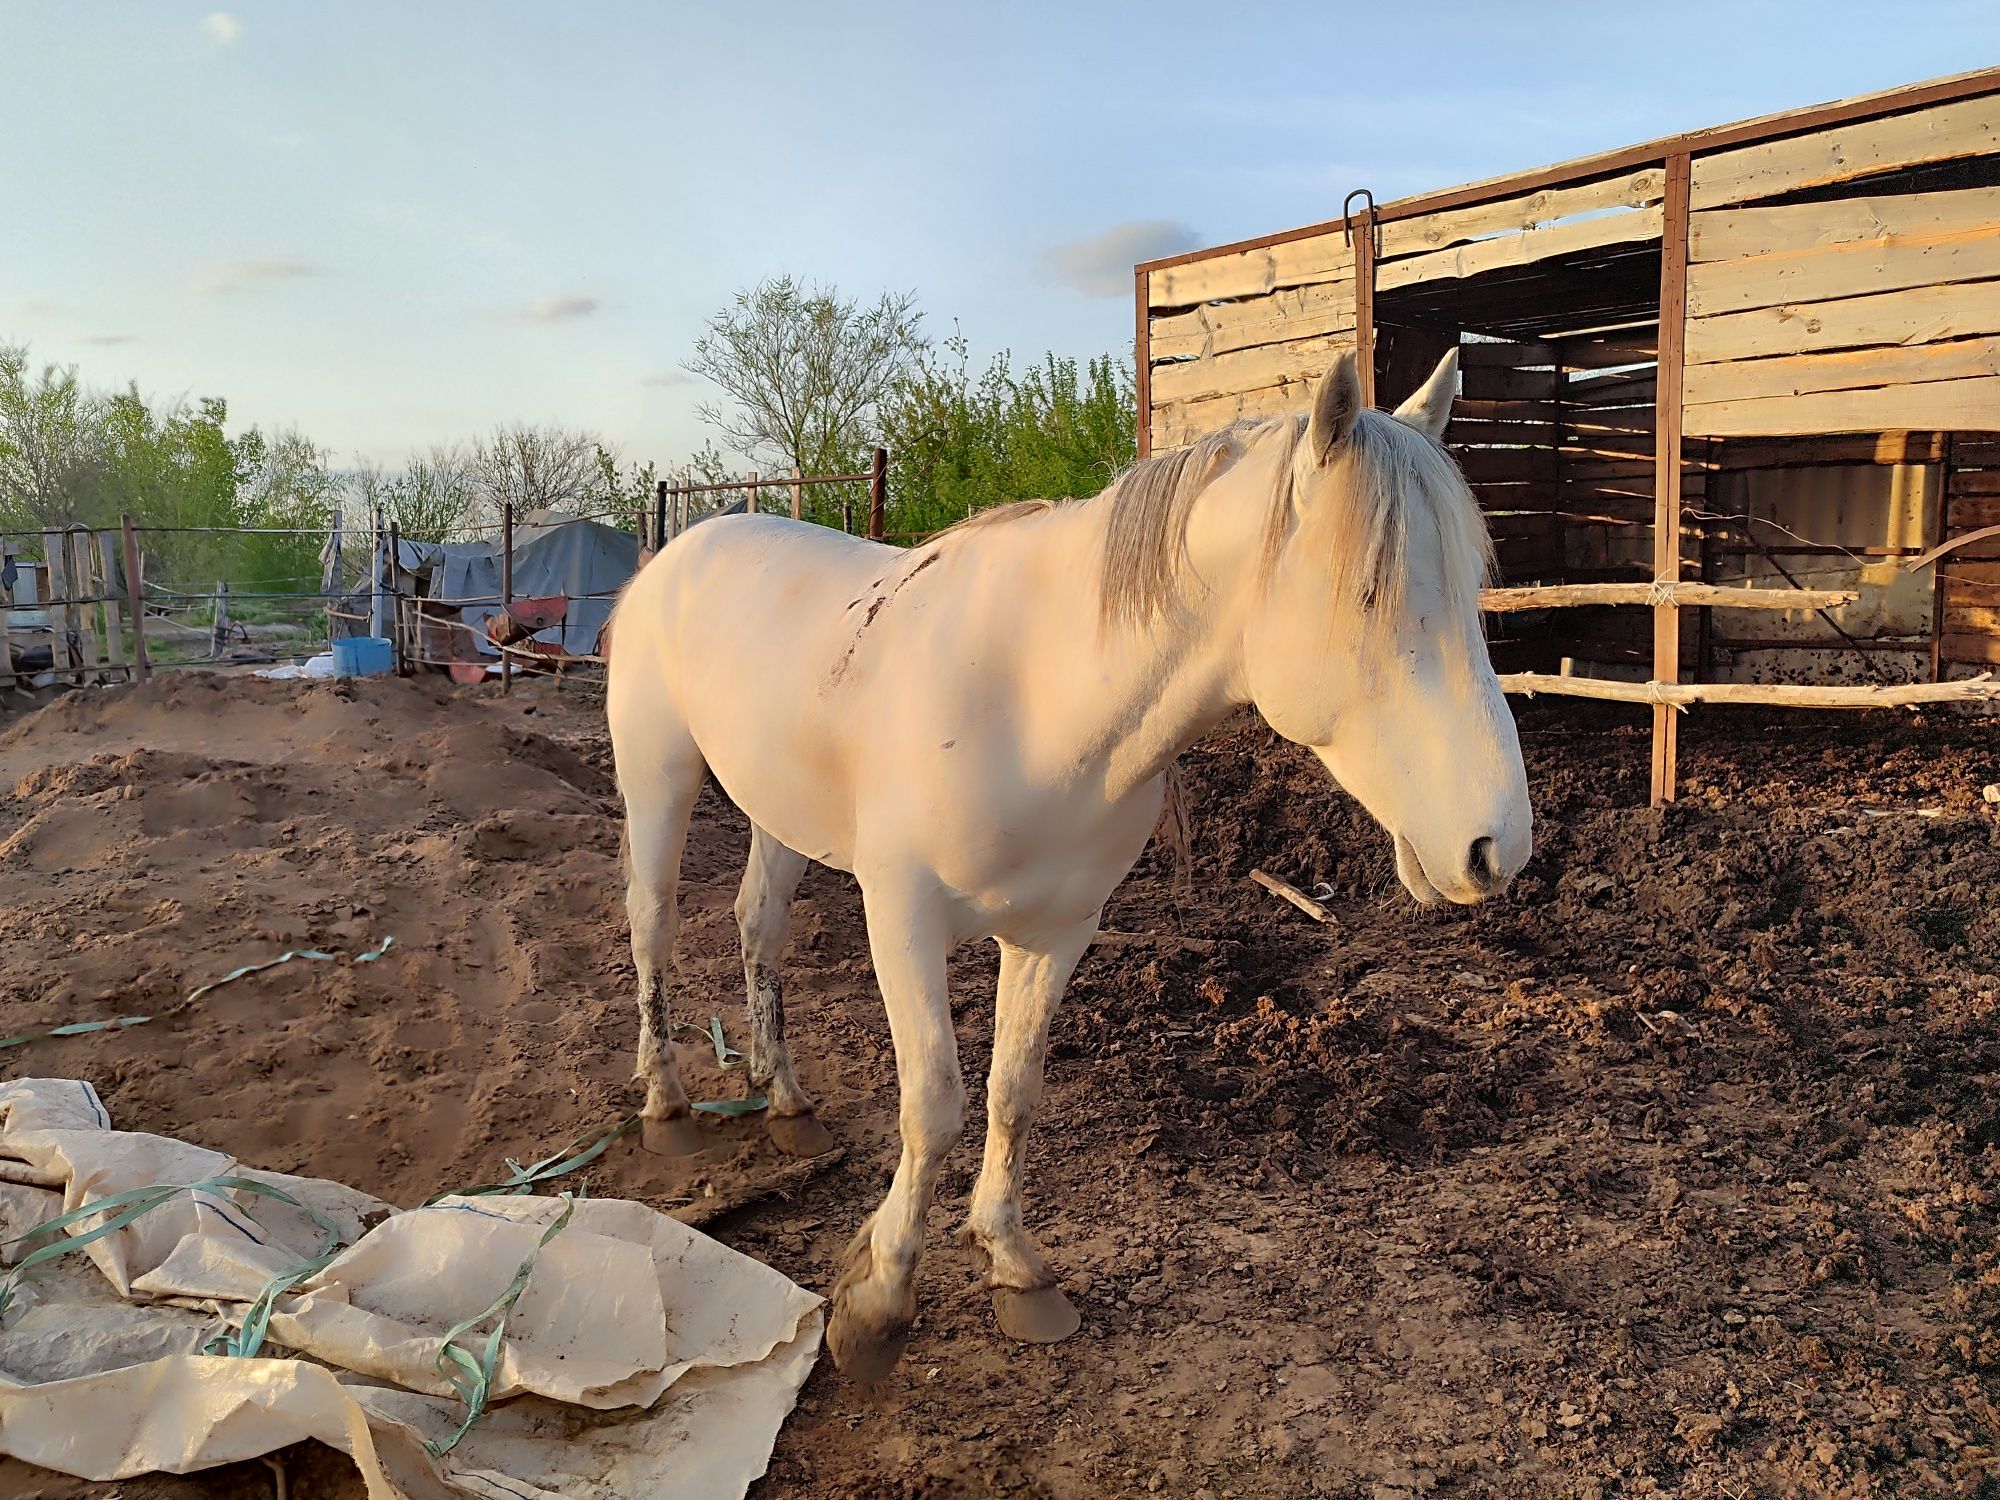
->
1307, 351, 1362, 465
1393, 347, 1459, 442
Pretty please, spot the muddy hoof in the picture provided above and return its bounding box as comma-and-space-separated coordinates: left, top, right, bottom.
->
767, 1111, 837, 1158
641, 1114, 707, 1157
826, 1305, 911, 1384
993, 1286, 1081, 1344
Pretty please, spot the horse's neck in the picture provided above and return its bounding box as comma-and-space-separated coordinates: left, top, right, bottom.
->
1031, 461, 1271, 802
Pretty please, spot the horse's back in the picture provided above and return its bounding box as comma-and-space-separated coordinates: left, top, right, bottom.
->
608, 515, 892, 863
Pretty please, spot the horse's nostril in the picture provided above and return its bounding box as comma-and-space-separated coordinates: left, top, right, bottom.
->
1469, 836, 1499, 886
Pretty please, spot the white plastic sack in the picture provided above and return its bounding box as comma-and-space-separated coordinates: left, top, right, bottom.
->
254, 651, 339, 680
0, 1078, 822, 1498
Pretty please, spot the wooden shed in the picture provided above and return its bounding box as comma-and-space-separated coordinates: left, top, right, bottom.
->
1135, 67, 2000, 804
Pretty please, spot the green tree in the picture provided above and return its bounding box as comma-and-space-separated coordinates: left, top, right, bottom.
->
94, 391, 259, 590
236, 429, 340, 594
879, 332, 1136, 538
591, 444, 659, 532
0, 343, 107, 532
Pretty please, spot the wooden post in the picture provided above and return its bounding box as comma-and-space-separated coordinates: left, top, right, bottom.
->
867, 446, 887, 540
44, 533, 74, 680
654, 479, 669, 552
120, 516, 150, 683
790, 466, 802, 521
1931, 435, 1953, 684
1650, 153, 1692, 808
500, 501, 514, 695
96, 530, 127, 680
0, 543, 20, 692
66, 531, 102, 684
1352, 207, 1378, 408
746, 470, 759, 519
322, 507, 344, 601
1134, 267, 1152, 459
210, 580, 231, 660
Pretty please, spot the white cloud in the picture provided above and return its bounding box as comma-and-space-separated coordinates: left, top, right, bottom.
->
518, 294, 600, 323
1041, 220, 1202, 298
79, 334, 136, 346
202, 11, 241, 43
194, 258, 324, 296
642, 371, 692, 388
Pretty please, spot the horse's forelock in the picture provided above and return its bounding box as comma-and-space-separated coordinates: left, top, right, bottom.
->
1097, 407, 1490, 645
1296, 409, 1494, 648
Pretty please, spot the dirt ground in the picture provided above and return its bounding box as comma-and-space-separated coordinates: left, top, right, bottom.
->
1, 673, 1996, 1499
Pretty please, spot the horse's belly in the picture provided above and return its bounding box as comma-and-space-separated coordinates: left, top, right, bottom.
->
907, 771, 1165, 944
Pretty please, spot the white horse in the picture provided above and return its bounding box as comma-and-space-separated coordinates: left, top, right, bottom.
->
605, 349, 1530, 1379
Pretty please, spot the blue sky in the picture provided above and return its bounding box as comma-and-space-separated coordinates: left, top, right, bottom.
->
3, 2, 1995, 470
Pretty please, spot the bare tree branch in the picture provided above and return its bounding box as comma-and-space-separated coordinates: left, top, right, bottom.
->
685, 278, 924, 479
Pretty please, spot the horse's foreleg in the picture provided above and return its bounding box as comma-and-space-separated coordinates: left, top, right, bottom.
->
738, 824, 831, 1157
624, 749, 706, 1157
964, 921, 1094, 1345
827, 880, 962, 1382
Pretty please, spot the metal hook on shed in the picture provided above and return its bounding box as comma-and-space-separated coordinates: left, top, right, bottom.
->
1341, 188, 1379, 252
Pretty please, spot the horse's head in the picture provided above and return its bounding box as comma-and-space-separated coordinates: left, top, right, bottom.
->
1242, 348, 1531, 905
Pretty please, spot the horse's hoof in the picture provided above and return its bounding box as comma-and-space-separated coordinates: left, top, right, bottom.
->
767, 1111, 837, 1158
993, 1286, 1081, 1344
826, 1306, 911, 1384
641, 1114, 707, 1157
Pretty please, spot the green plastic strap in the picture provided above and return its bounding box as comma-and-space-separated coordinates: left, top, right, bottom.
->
432, 1114, 640, 1204
426, 1193, 577, 1457
0, 936, 395, 1054
692, 1096, 768, 1117
0, 1174, 346, 1331
672, 1016, 741, 1070
207, 1245, 344, 1360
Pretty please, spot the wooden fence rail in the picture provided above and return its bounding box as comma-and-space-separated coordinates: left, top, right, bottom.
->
1480, 582, 1856, 613
1501, 672, 2000, 708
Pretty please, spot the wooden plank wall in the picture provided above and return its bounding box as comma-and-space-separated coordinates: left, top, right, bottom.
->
1374, 168, 1665, 289
1684, 93, 2000, 439
1941, 433, 2000, 664
1548, 330, 1705, 667
1445, 340, 1561, 584
1145, 164, 1668, 453
1145, 234, 1357, 452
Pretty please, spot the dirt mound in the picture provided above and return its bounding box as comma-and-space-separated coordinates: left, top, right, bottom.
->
2, 682, 1997, 1499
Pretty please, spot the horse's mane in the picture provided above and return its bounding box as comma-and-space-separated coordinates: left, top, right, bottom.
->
1101, 410, 1493, 638
931, 406, 1493, 643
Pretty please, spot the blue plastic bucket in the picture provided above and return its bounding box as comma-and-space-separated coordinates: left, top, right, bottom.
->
332, 636, 394, 678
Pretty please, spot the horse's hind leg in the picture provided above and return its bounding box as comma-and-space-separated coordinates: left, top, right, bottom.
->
738, 824, 833, 1157
963, 921, 1095, 1344
622, 736, 707, 1157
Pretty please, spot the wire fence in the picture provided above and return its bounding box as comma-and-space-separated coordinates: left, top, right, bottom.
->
11, 449, 1994, 696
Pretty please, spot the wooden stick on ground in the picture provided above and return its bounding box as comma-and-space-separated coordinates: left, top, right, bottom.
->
673, 1147, 846, 1229
1248, 868, 1338, 924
